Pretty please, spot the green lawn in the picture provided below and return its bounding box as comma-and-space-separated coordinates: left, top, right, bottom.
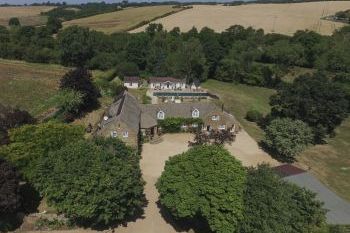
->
202, 79, 276, 142
298, 118, 350, 201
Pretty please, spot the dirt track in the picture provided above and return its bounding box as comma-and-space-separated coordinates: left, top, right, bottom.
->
131, 1, 350, 35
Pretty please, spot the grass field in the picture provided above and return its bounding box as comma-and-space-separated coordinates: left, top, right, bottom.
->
132, 1, 350, 35
0, 59, 67, 116
298, 118, 350, 201
203, 79, 350, 201
63, 6, 183, 34
202, 79, 275, 141
0, 6, 55, 27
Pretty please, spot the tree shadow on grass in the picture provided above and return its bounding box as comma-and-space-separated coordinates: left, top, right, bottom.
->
157, 201, 212, 233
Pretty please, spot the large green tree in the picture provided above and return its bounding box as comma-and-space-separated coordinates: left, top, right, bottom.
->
0, 122, 84, 178
239, 164, 326, 233
0, 104, 35, 145
263, 118, 314, 162
59, 67, 100, 116
270, 74, 349, 142
57, 26, 94, 66
0, 158, 21, 214
157, 145, 246, 233
32, 138, 145, 226
168, 38, 207, 83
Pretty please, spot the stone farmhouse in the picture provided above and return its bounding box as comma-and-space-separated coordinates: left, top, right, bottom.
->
96, 91, 237, 148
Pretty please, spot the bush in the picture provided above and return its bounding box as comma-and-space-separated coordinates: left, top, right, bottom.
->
263, 118, 314, 162
32, 138, 145, 227
157, 145, 246, 233
158, 117, 203, 133
239, 164, 326, 233
8, 17, 20, 27
245, 109, 263, 122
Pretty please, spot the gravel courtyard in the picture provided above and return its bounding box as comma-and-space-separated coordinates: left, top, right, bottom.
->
25, 131, 278, 233
113, 131, 279, 233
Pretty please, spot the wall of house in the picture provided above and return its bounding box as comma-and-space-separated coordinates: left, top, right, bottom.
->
151, 82, 186, 90
97, 120, 138, 148
124, 82, 139, 89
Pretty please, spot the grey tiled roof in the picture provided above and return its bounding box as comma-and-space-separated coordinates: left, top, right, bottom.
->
149, 77, 185, 83
141, 112, 158, 129
102, 92, 141, 131
140, 102, 220, 119
124, 76, 139, 82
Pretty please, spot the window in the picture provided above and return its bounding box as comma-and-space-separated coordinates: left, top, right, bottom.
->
218, 125, 226, 130
111, 131, 117, 138
212, 115, 220, 121
123, 131, 129, 138
157, 110, 165, 120
192, 109, 199, 118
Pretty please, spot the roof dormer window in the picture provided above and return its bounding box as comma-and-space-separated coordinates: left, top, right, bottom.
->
192, 109, 199, 118
157, 110, 165, 120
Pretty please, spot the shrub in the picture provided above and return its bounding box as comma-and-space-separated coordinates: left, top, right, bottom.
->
263, 118, 314, 162
8, 17, 20, 27
245, 109, 263, 122
32, 139, 145, 227
239, 164, 326, 233
158, 117, 203, 133
157, 145, 246, 233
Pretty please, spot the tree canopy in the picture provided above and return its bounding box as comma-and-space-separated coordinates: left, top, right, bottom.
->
263, 118, 314, 162
8, 17, 20, 27
239, 164, 326, 233
157, 145, 246, 233
32, 138, 145, 227
0, 158, 21, 214
0, 122, 84, 178
0, 104, 35, 145
59, 67, 100, 117
270, 74, 349, 142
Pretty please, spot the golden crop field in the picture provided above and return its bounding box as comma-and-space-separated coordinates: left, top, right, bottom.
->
63, 5, 183, 34
132, 1, 350, 35
0, 6, 55, 27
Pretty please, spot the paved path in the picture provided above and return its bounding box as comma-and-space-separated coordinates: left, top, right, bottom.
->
284, 172, 350, 224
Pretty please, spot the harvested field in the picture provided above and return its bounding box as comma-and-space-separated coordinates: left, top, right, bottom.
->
0, 6, 55, 27
132, 1, 350, 35
63, 5, 184, 34
0, 59, 67, 116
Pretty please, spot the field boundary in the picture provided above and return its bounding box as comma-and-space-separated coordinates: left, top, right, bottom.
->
126, 6, 192, 32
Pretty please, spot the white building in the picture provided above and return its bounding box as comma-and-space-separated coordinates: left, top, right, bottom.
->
124, 76, 140, 89
150, 77, 186, 90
